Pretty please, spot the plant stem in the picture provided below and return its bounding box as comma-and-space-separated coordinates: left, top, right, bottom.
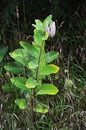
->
36, 42, 44, 81
30, 92, 35, 130
31, 42, 44, 129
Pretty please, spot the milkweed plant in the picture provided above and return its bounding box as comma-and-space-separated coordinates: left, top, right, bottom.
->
4, 15, 59, 113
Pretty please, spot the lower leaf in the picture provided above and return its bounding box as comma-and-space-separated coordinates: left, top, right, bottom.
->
36, 84, 59, 95
15, 99, 26, 109
34, 103, 49, 113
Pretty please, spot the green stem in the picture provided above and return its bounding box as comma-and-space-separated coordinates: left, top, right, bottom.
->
36, 42, 44, 81
31, 41, 44, 129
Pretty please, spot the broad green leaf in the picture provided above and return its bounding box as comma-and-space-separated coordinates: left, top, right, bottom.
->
15, 99, 26, 109
28, 58, 38, 69
4, 62, 25, 74
34, 103, 48, 113
40, 64, 60, 76
25, 77, 38, 88
34, 29, 42, 45
0, 46, 8, 62
9, 49, 30, 66
45, 51, 59, 63
34, 29, 48, 46
10, 77, 27, 90
2, 82, 16, 92
37, 84, 59, 95
19, 41, 40, 58
38, 84, 59, 95
32, 19, 44, 31
43, 15, 52, 28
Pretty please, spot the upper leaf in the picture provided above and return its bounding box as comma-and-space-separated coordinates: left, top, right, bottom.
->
45, 51, 59, 63
32, 19, 44, 31
9, 49, 30, 67
19, 41, 40, 58
39, 64, 60, 76
43, 15, 52, 28
34, 29, 48, 46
